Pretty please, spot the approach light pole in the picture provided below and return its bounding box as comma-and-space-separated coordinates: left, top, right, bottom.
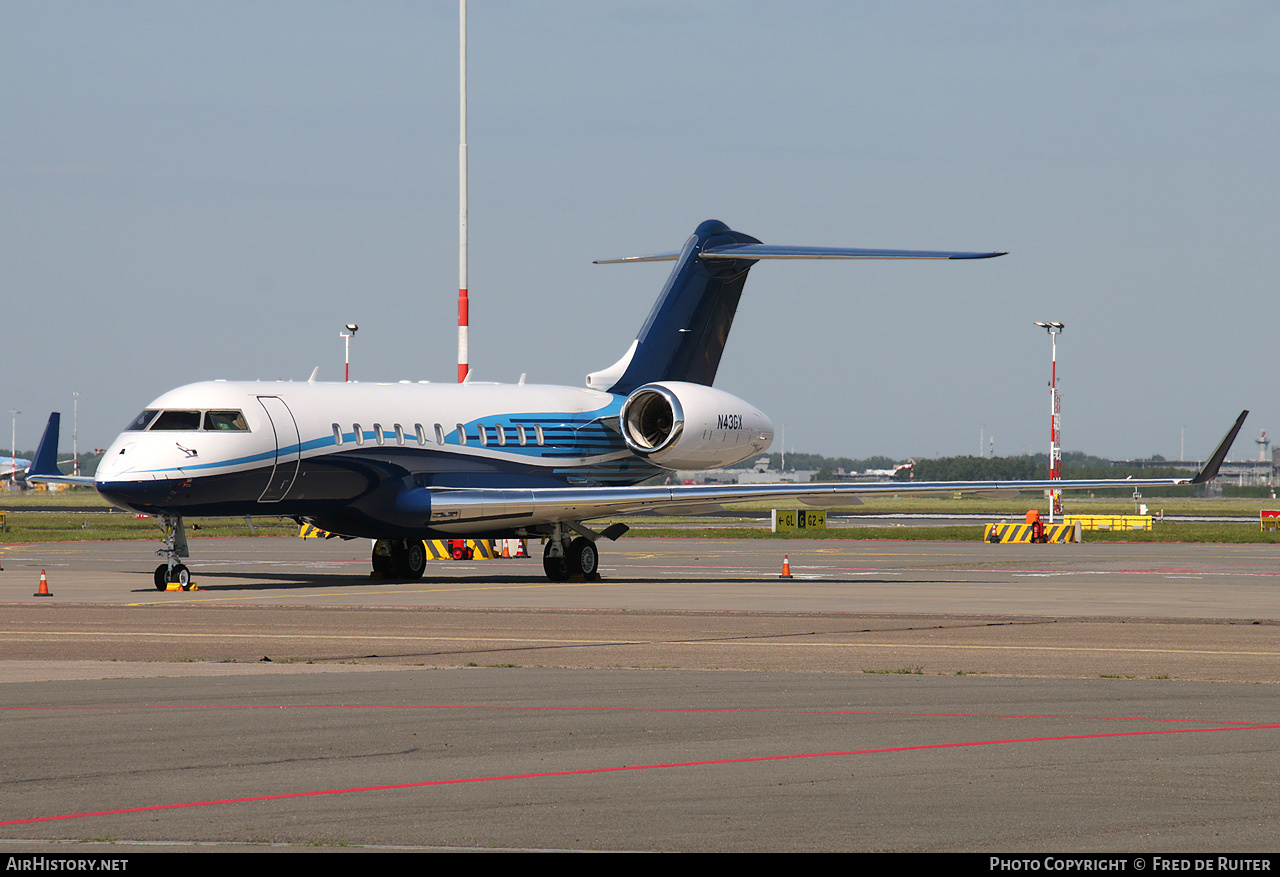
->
1034, 322, 1064, 522
340, 324, 358, 382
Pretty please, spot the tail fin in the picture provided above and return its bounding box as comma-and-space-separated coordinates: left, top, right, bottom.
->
28, 413, 62, 478
589, 219, 1005, 395
589, 220, 761, 395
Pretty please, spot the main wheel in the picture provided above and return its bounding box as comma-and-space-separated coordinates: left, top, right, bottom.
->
542, 542, 571, 582
396, 540, 428, 579
371, 539, 394, 575
154, 564, 169, 591
569, 537, 598, 577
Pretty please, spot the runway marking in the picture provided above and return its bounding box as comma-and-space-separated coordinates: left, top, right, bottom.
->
3, 630, 1279, 657
3, 721, 1272, 827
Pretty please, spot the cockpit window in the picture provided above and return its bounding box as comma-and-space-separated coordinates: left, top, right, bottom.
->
149, 410, 202, 431
204, 410, 249, 431
124, 410, 160, 431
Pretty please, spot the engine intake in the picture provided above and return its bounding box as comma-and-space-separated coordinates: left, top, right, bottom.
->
619, 381, 773, 470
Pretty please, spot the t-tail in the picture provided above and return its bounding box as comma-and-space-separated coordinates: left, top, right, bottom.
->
586, 219, 1005, 395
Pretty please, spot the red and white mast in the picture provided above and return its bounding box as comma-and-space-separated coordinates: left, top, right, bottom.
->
1035, 321, 1065, 522
457, 0, 469, 383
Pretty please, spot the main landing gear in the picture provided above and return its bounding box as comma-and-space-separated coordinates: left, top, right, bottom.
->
543, 536, 598, 582
371, 539, 428, 579
540, 522, 628, 582
153, 514, 193, 591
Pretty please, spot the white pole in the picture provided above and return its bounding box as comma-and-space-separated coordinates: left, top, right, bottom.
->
71, 392, 79, 476
457, 0, 469, 383
9, 410, 18, 483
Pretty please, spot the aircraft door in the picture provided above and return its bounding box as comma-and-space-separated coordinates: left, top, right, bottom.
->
257, 396, 301, 502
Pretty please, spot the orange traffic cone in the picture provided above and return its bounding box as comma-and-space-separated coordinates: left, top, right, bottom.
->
502, 541, 510, 558
34, 570, 51, 597
779, 556, 793, 579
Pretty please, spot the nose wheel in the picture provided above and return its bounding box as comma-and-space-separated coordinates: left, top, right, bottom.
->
154, 563, 192, 591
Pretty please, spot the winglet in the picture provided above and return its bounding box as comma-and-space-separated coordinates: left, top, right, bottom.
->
27, 413, 62, 477
1190, 410, 1248, 484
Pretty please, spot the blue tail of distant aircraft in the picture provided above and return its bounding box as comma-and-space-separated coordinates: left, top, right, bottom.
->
27, 413, 62, 478
588, 219, 1005, 395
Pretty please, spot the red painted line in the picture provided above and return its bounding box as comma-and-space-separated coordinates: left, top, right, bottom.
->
1, 723, 1266, 827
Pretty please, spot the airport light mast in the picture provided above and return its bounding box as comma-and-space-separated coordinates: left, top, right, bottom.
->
341, 324, 358, 382
9, 410, 19, 484
1034, 322, 1064, 522
71, 392, 79, 477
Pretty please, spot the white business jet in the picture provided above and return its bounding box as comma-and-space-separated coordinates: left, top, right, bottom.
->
28, 220, 1246, 589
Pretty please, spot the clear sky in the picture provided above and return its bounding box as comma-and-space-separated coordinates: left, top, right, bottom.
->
3, 1, 1277, 464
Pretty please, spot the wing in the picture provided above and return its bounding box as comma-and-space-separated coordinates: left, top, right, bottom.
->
423, 412, 1248, 529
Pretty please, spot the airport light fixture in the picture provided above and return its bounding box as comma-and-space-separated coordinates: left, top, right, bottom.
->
1034, 322, 1065, 522
341, 324, 358, 382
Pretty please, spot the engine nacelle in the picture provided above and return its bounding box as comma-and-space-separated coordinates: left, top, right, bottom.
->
619, 381, 774, 470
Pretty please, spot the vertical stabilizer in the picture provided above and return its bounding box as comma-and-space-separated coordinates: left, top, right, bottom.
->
28, 413, 61, 477
596, 220, 761, 395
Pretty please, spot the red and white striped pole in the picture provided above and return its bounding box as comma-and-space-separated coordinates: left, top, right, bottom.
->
457, 0, 469, 383
1035, 321, 1065, 523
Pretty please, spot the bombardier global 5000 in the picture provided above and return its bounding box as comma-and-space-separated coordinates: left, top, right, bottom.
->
28, 220, 1245, 589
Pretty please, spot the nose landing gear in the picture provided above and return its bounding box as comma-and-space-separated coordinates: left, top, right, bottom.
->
153, 515, 194, 590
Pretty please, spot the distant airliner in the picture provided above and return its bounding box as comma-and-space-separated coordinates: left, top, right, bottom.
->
1, 457, 33, 480
28, 220, 1246, 589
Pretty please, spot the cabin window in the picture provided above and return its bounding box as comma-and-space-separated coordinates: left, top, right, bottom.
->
373, 423, 385, 445
150, 410, 202, 431
535, 424, 545, 446
332, 423, 343, 446
478, 424, 488, 446
394, 423, 405, 446
517, 425, 527, 446
353, 423, 364, 446
124, 410, 160, 431
204, 410, 248, 431
456, 424, 467, 445
496, 425, 507, 446
415, 423, 427, 445
434, 423, 445, 444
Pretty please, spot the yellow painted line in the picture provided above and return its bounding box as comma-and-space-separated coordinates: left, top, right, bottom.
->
2, 630, 1276, 658
0, 630, 626, 646
124, 580, 622, 606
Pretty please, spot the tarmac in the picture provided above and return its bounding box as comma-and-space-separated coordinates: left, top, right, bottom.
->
1, 535, 1278, 852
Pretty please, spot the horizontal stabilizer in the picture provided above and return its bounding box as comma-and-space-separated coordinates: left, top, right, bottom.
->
700, 243, 1007, 261
595, 244, 1007, 264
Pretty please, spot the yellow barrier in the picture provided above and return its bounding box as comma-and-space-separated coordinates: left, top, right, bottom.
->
983, 523, 1080, 544
423, 539, 496, 560
300, 527, 518, 560
1064, 515, 1153, 531
1261, 511, 1280, 532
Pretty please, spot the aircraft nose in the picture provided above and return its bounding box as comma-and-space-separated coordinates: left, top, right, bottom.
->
96, 476, 180, 513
